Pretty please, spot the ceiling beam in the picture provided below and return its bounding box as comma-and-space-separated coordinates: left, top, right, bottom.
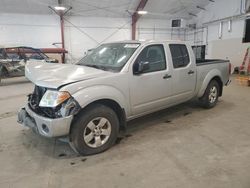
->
132, 0, 148, 40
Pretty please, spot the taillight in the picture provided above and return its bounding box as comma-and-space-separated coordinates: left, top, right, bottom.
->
229, 63, 232, 74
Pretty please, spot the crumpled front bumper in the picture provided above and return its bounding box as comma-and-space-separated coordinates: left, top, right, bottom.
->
17, 105, 73, 137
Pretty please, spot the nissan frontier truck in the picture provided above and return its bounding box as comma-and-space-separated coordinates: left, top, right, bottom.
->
18, 40, 231, 155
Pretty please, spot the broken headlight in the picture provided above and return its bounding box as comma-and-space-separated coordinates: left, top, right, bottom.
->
39, 90, 71, 108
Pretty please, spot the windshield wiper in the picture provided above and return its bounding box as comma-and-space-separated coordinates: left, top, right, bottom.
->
83, 64, 107, 71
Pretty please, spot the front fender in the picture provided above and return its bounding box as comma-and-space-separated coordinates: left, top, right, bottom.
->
197, 69, 222, 98
72, 85, 129, 116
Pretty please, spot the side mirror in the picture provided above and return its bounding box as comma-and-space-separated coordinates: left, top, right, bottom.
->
134, 61, 150, 74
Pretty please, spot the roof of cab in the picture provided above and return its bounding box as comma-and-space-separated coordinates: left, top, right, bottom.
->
104, 39, 185, 45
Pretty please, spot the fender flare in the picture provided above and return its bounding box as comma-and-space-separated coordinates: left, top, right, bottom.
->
197, 69, 223, 98
72, 85, 129, 116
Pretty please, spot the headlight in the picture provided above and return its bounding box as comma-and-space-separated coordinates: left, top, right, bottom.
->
39, 90, 71, 108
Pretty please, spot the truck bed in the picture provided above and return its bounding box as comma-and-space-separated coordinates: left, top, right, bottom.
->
195, 59, 230, 98
196, 59, 229, 65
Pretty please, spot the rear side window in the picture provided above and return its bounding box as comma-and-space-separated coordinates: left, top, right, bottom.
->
169, 44, 190, 68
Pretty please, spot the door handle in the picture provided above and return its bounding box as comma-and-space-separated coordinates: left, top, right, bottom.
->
188, 70, 195, 75
163, 74, 172, 79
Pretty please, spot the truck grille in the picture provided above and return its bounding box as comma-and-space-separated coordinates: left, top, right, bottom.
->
28, 85, 62, 119
28, 85, 47, 112
27, 85, 80, 119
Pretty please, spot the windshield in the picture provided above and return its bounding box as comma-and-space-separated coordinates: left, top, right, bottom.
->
77, 43, 140, 72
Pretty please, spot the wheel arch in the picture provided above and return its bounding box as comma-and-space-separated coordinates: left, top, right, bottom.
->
211, 76, 223, 97
198, 70, 223, 98
70, 98, 127, 137
90, 99, 127, 133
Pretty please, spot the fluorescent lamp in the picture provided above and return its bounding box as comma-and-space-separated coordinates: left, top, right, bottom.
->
117, 55, 127, 63
228, 20, 232, 32
99, 47, 107, 55
54, 6, 67, 11
137, 10, 148, 15
219, 22, 223, 39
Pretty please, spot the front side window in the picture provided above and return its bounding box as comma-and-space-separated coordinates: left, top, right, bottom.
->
133, 44, 166, 74
169, 44, 190, 68
77, 43, 140, 72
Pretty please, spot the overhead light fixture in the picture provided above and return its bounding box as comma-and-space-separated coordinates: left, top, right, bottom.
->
189, 13, 197, 17
219, 22, 223, 39
228, 20, 232, 32
196, 6, 206, 11
49, 5, 72, 15
137, 10, 148, 15
54, 6, 67, 11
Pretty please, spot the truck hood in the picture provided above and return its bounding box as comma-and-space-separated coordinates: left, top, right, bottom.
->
25, 61, 111, 89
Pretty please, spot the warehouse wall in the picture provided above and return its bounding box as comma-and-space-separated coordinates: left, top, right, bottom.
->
64, 16, 131, 63
64, 17, 187, 63
0, 13, 61, 48
0, 13, 132, 63
137, 18, 187, 41
0, 13, 194, 63
194, 0, 248, 66
0, 12, 189, 63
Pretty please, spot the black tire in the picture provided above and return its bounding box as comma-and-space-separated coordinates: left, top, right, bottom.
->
69, 104, 119, 155
199, 80, 220, 109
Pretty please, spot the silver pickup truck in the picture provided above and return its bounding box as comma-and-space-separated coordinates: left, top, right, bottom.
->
18, 40, 231, 155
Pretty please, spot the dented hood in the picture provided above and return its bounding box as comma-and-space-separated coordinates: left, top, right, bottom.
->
25, 61, 110, 89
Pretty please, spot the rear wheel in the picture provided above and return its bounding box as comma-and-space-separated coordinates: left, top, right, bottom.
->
69, 104, 119, 155
199, 80, 220, 109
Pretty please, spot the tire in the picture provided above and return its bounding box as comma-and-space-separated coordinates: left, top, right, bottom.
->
199, 80, 220, 109
69, 104, 119, 155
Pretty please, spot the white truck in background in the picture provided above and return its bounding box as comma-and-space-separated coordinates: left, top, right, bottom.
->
18, 40, 231, 155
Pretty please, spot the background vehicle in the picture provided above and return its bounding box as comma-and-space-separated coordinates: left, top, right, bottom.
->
18, 40, 231, 155
0, 46, 58, 83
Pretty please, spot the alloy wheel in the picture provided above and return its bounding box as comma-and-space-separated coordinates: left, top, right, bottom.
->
83, 117, 111, 148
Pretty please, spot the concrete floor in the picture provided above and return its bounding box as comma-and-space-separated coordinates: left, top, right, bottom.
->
0, 76, 250, 188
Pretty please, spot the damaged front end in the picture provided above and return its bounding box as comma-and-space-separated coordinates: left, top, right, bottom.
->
17, 85, 81, 137
28, 85, 81, 119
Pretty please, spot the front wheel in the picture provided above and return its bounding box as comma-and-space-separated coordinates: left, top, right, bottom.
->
69, 104, 119, 155
199, 80, 220, 109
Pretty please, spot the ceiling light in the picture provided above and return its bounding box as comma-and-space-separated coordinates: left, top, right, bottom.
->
189, 13, 197, 17
196, 6, 206, 11
137, 10, 148, 15
49, 5, 72, 15
54, 6, 67, 11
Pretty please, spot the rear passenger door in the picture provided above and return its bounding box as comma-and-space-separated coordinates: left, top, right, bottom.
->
169, 44, 196, 100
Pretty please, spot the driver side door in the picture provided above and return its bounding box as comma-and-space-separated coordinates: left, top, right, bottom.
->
129, 44, 173, 116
